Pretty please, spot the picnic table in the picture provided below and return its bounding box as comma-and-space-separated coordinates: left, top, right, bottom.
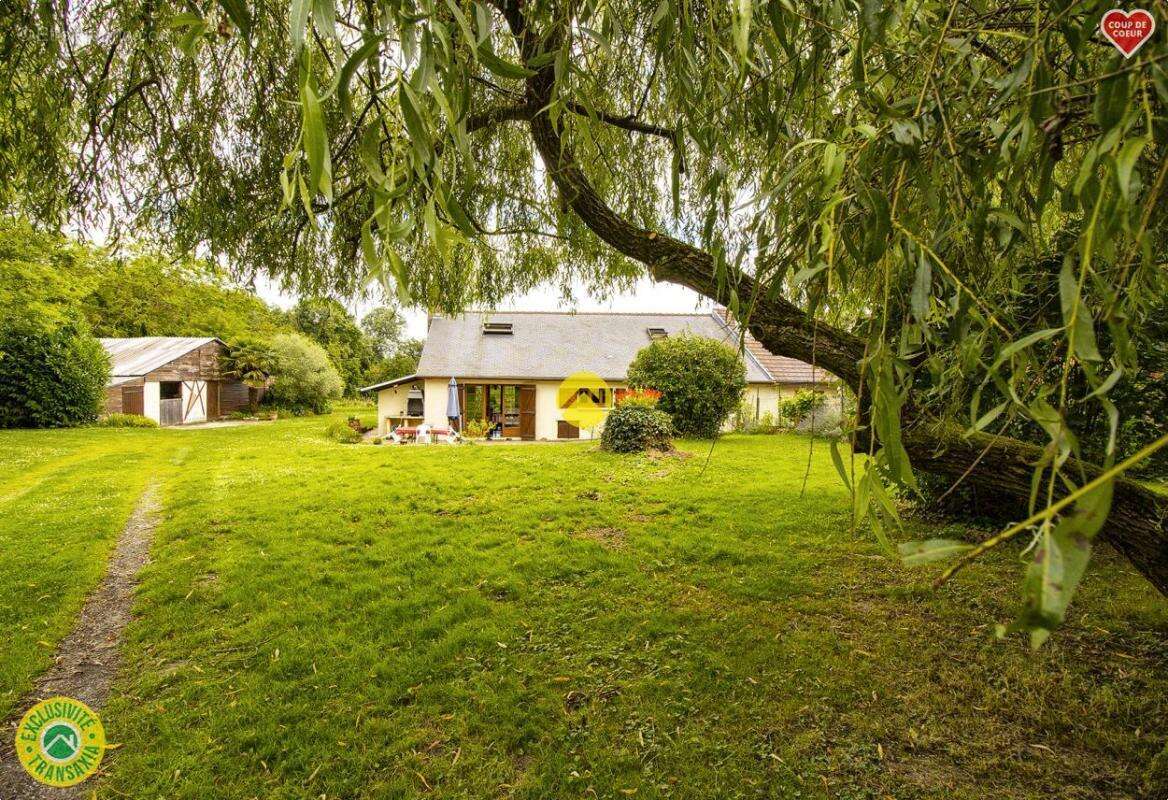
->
391, 424, 459, 444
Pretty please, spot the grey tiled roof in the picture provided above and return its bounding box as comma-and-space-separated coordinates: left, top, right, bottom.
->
415, 312, 779, 383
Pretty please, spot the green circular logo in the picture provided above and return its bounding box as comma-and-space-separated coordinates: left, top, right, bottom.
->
42, 722, 81, 762
15, 696, 106, 787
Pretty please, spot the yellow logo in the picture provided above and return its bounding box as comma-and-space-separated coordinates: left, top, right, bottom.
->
558, 371, 611, 430
15, 696, 106, 787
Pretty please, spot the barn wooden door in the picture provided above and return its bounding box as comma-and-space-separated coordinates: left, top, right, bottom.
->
182, 380, 207, 423
159, 399, 183, 426
519, 386, 536, 440
206, 381, 220, 419
121, 386, 144, 416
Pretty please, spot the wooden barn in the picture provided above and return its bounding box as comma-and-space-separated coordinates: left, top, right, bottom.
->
100, 337, 252, 426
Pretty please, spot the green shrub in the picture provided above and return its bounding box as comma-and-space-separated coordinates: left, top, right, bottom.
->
778, 389, 825, 429
346, 415, 374, 434
0, 316, 110, 428
325, 419, 361, 443
600, 404, 674, 453
757, 411, 778, 433
223, 336, 275, 397
626, 333, 746, 438
463, 418, 490, 439
264, 333, 343, 415
98, 413, 158, 428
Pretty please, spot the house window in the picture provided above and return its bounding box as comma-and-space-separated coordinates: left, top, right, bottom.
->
483, 322, 513, 335
464, 385, 486, 421
646, 326, 668, 340
159, 381, 182, 400
502, 385, 520, 427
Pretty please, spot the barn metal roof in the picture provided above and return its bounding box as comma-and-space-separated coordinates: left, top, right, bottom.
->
413, 312, 779, 383
99, 337, 221, 379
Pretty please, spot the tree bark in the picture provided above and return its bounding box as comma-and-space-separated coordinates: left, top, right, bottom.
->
500, 3, 1168, 597
904, 424, 1168, 596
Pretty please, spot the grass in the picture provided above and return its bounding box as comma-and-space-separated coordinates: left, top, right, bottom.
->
0, 428, 171, 718
1, 407, 1166, 798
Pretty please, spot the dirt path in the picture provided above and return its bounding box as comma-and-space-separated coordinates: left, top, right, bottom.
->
0, 485, 160, 799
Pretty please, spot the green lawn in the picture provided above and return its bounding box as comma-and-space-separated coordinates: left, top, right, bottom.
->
2, 410, 1166, 798
0, 428, 172, 718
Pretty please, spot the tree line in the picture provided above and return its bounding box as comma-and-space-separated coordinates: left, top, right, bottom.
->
0, 218, 421, 423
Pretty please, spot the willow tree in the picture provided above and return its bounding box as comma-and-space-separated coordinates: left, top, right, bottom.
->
3, 0, 1167, 641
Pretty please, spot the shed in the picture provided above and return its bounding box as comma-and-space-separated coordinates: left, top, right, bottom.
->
99, 337, 252, 426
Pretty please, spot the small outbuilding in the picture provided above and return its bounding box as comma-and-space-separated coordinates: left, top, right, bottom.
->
100, 337, 252, 426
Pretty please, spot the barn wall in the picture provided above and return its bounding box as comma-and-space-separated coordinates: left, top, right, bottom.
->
143, 341, 227, 382
105, 386, 123, 415
218, 381, 252, 415
139, 341, 254, 420
122, 384, 145, 415
103, 379, 145, 417
102, 342, 258, 421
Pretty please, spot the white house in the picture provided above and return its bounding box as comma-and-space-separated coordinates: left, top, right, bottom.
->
361, 310, 834, 440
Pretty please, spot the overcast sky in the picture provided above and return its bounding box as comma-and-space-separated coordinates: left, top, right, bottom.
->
254, 275, 715, 339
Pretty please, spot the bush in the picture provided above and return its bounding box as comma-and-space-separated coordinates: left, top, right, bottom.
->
778, 389, 825, 429
264, 333, 343, 414
0, 316, 110, 428
325, 419, 361, 443
600, 404, 674, 453
98, 413, 157, 428
463, 418, 491, 439
346, 415, 374, 434
626, 333, 746, 438
223, 336, 275, 396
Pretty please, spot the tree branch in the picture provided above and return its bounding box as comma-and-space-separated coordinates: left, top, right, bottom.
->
562, 102, 677, 146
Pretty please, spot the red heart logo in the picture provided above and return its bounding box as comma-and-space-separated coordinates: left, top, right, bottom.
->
1100, 9, 1156, 57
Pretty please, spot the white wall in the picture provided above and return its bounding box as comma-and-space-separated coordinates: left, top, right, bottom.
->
399, 378, 833, 437
420, 378, 621, 439
376, 384, 416, 434
143, 381, 160, 423
742, 384, 783, 423
534, 382, 559, 440
423, 378, 450, 427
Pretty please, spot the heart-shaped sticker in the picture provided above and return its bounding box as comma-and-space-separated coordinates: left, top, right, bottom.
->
1100, 9, 1156, 57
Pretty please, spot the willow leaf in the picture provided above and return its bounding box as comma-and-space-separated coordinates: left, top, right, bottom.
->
476, 43, 535, 80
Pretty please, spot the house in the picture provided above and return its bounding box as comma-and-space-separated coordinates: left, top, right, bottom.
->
361, 311, 836, 440
100, 337, 252, 426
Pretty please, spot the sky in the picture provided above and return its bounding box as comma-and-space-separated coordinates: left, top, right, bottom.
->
254, 275, 714, 339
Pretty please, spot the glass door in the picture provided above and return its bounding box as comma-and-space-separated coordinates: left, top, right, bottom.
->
487, 385, 503, 435
502, 386, 520, 436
